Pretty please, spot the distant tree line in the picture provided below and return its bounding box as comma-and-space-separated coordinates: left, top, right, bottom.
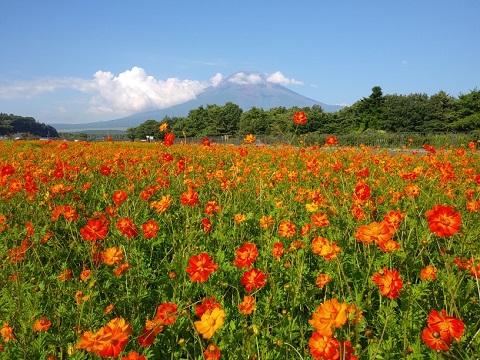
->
0, 113, 59, 138
126, 87, 480, 140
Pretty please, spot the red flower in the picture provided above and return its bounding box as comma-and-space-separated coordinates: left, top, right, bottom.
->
309, 332, 339, 360
238, 295, 255, 315
116, 217, 138, 238
164, 132, 175, 146
353, 184, 371, 201
293, 111, 307, 124
112, 190, 128, 206
425, 204, 461, 237
278, 220, 296, 238
142, 220, 159, 239
421, 327, 453, 351
195, 298, 222, 318
180, 188, 199, 206
325, 135, 338, 146
240, 268, 266, 293
204, 343, 221, 359
186, 253, 218, 283
371, 267, 403, 299
426, 309, 465, 342
80, 218, 108, 242
272, 242, 284, 260
201, 218, 212, 233
233, 243, 259, 268
99, 166, 111, 176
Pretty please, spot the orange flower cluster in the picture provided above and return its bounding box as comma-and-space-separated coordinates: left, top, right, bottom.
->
354, 220, 399, 253
194, 299, 226, 339
311, 236, 341, 262
77, 318, 132, 358
421, 309, 465, 351
308, 299, 359, 359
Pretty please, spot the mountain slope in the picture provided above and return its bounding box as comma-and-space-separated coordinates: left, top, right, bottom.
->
52, 71, 343, 131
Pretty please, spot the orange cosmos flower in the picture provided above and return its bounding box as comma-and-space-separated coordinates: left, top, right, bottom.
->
112, 190, 128, 206
315, 273, 332, 289
354, 220, 394, 245
159, 122, 168, 132
194, 307, 226, 339
121, 352, 147, 360
420, 266, 437, 281
404, 183, 420, 198
202, 218, 213, 233
0, 323, 15, 342
426, 309, 465, 342
113, 262, 131, 276
325, 135, 338, 146
278, 220, 296, 238
116, 217, 138, 238
204, 200, 221, 216
180, 188, 199, 206
311, 236, 341, 262
421, 327, 453, 351
186, 253, 218, 283
195, 298, 222, 318
163, 132, 175, 146
371, 267, 403, 299
353, 184, 371, 202
243, 134, 256, 144
102, 247, 123, 265
309, 332, 339, 360
293, 111, 307, 124
150, 195, 172, 213
80, 269, 91, 281
425, 204, 461, 237
33, 317, 52, 332
142, 220, 159, 239
233, 243, 258, 268
234, 213, 246, 226
58, 269, 72, 281
272, 242, 284, 260
80, 218, 108, 242
240, 268, 267, 293
204, 343, 221, 360
383, 210, 404, 229
238, 295, 255, 315
311, 212, 329, 228
309, 298, 349, 336
259, 215, 274, 230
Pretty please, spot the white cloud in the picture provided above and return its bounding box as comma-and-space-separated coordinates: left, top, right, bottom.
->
210, 73, 223, 87
87, 67, 207, 114
228, 72, 263, 85
266, 71, 303, 86
0, 67, 209, 115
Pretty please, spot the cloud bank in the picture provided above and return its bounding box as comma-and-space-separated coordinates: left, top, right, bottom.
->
0, 68, 303, 119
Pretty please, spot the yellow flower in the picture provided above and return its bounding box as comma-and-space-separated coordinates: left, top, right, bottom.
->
159, 122, 168, 132
194, 307, 226, 339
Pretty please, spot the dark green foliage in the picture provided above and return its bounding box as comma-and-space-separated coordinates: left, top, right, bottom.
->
126, 88, 480, 138
0, 113, 59, 138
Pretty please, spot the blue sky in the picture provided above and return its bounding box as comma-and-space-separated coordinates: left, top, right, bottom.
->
1, 0, 479, 124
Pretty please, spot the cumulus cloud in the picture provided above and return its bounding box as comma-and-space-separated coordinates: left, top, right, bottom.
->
228, 72, 263, 85
88, 67, 207, 114
210, 73, 223, 87
0, 67, 211, 115
266, 71, 303, 86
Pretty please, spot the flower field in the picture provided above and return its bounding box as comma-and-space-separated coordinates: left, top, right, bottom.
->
1, 123, 480, 359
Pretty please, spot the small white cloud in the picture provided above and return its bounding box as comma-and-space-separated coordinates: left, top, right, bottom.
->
210, 73, 223, 87
266, 71, 303, 86
228, 72, 263, 85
